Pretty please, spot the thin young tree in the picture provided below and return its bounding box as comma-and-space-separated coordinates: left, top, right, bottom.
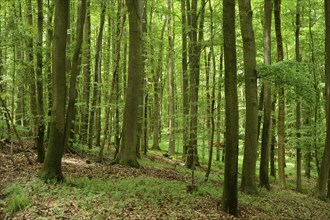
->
295, 0, 302, 193
274, 0, 286, 189
36, 0, 45, 163
238, 0, 259, 194
40, 0, 69, 180
167, 0, 175, 155
64, 0, 86, 151
222, 0, 239, 215
259, 0, 272, 190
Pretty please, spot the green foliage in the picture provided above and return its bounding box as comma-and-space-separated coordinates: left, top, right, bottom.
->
257, 61, 315, 103
3, 183, 30, 214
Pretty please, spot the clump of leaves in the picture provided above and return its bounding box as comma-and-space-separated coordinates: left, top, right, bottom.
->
3, 183, 30, 214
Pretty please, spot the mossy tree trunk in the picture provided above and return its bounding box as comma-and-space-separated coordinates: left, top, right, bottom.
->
222, 0, 239, 215
40, 0, 69, 181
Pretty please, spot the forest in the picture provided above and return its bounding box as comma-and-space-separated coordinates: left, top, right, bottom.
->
1, 0, 330, 219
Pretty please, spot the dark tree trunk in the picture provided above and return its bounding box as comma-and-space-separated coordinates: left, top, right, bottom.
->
36, 0, 45, 163
222, 0, 239, 215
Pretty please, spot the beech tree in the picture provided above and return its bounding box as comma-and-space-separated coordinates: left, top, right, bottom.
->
40, 0, 69, 180
238, 0, 258, 195
222, 0, 239, 215
112, 0, 144, 167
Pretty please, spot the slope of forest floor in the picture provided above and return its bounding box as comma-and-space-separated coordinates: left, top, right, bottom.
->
1, 143, 330, 219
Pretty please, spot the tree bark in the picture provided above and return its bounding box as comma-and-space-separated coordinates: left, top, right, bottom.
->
295, 0, 302, 193
259, 0, 272, 190
222, 0, 238, 215
80, 0, 91, 145
112, 0, 144, 168
88, 1, 106, 149
36, 0, 45, 163
40, 0, 69, 181
238, 0, 259, 194
167, 0, 175, 155
274, 0, 286, 189
64, 0, 86, 151
316, 0, 330, 199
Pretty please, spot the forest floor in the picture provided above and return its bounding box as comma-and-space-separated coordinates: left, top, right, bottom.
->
1, 142, 330, 219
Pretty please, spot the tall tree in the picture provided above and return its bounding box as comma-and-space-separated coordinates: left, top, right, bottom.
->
26, 0, 38, 151
259, 0, 272, 190
295, 0, 302, 193
36, 0, 45, 163
238, 0, 258, 194
316, 0, 330, 199
274, 0, 286, 189
80, 0, 91, 146
186, 0, 204, 169
181, 0, 189, 159
64, 0, 86, 150
88, 0, 106, 149
222, 0, 239, 215
167, 0, 175, 155
112, 0, 144, 167
40, 0, 69, 180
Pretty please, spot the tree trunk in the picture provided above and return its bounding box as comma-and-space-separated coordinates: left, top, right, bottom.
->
40, 0, 69, 181
316, 0, 330, 199
26, 0, 38, 147
259, 0, 272, 190
88, 1, 105, 149
274, 0, 286, 189
36, 0, 45, 163
167, 0, 175, 155
295, 0, 302, 193
222, 0, 238, 215
112, 0, 144, 168
80, 0, 91, 145
64, 0, 86, 151
186, 0, 203, 169
152, 20, 166, 151
238, 0, 259, 195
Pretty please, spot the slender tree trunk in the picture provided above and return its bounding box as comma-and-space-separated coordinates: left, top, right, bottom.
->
80, 0, 91, 145
26, 0, 38, 145
181, 0, 189, 159
36, 0, 45, 163
239, 0, 259, 194
295, 0, 302, 193
64, 0, 86, 151
270, 94, 277, 177
167, 0, 175, 155
316, 0, 330, 199
222, 0, 238, 215
217, 49, 224, 162
151, 20, 166, 151
274, 0, 286, 189
40, 0, 69, 181
259, 0, 272, 190
88, 1, 105, 149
